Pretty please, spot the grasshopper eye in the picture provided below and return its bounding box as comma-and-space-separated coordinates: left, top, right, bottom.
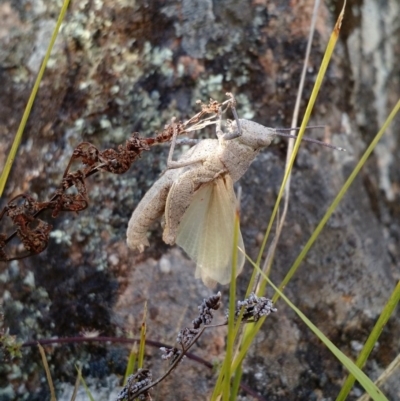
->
126, 93, 344, 287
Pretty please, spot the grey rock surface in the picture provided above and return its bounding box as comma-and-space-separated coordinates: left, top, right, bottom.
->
0, 0, 399, 400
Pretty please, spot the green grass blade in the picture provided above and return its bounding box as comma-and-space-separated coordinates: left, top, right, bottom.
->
274, 96, 400, 300
71, 365, 82, 401
255, 1, 347, 270
358, 353, 400, 401
230, 362, 243, 401
233, 305, 265, 371
123, 341, 138, 386
211, 361, 225, 401
264, 276, 389, 401
232, 0, 348, 376
211, 200, 241, 400
222, 203, 241, 401
244, 255, 389, 401
335, 281, 400, 401
77, 370, 95, 401
0, 0, 71, 198
233, 83, 399, 401
38, 343, 57, 401
138, 302, 147, 369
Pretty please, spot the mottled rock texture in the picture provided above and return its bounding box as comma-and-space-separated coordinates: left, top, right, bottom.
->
1, 0, 399, 400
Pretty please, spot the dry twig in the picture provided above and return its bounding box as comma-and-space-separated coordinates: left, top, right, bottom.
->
0, 97, 233, 261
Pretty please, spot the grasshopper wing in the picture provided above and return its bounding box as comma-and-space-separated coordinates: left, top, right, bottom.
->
176, 175, 245, 287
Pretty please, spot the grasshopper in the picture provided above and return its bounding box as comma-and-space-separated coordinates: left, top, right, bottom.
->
127, 94, 342, 287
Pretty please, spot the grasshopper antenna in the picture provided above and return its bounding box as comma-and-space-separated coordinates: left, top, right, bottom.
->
276, 126, 346, 151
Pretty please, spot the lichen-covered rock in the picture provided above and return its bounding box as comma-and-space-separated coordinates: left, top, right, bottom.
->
1, 0, 399, 400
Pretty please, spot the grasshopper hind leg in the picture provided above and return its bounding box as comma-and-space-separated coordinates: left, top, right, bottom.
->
127, 172, 175, 252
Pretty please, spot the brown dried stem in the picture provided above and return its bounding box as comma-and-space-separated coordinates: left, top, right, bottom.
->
0, 96, 234, 261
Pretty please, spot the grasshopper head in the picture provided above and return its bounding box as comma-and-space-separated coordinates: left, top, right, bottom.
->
233, 119, 276, 149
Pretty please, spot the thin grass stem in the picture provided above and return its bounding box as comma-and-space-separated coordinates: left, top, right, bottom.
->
38, 343, 56, 401
138, 302, 147, 369
0, 0, 71, 198
336, 281, 400, 401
